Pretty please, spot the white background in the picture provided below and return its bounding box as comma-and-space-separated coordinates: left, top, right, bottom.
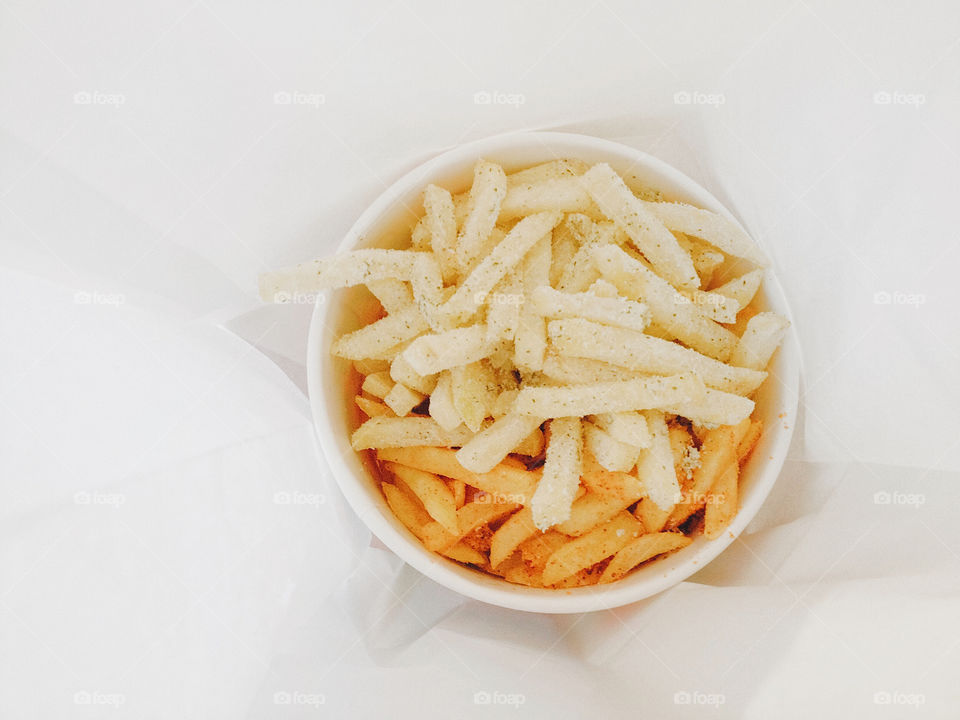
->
2, 1, 959, 718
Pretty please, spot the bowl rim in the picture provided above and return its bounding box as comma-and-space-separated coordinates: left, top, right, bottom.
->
306, 130, 800, 614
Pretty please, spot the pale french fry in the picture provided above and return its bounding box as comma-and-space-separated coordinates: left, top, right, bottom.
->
401, 324, 494, 376
730, 312, 790, 371
355, 395, 392, 418
514, 233, 552, 372
675, 233, 725, 287
361, 371, 393, 399
592, 244, 737, 360
678, 289, 741, 324
383, 382, 425, 417
583, 422, 640, 472
456, 413, 545, 473
599, 532, 692, 583
665, 387, 755, 427
704, 462, 739, 539
410, 217, 431, 251
542, 511, 643, 586
423, 184, 459, 284
668, 424, 698, 482
586, 277, 620, 298
636, 410, 681, 511
450, 360, 497, 432
382, 481, 432, 540
549, 216, 583, 287
531, 417, 583, 530
665, 418, 751, 529
555, 491, 638, 536
491, 389, 519, 418
489, 505, 538, 568
351, 417, 474, 450
442, 211, 563, 322
506, 159, 589, 186
548, 318, 766, 395
513, 373, 705, 418
711, 268, 763, 308
428, 371, 462, 431
389, 354, 437, 395
556, 225, 606, 293
589, 411, 651, 449
529, 285, 650, 333
485, 271, 522, 342
332, 306, 429, 360
387, 462, 459, 535
642, 200, 768, 266
500, 176, 599, 220
581, 164, 700, 290
376, 447, 539, 502
458, 161, 507, 271
541, 354, 644, 385
259, 249, 428, 299
368, 278, 414, 314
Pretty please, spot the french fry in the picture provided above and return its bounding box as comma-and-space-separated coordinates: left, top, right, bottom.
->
506, 159, 589, 186
402, 324, 494, 375
555, 491, 639, 536
410, 217, 431, 251
549, 215, 583, 287
352, 417, 475, 450
355, 395, 393, 418
498, 554, 544, 587
641, 200, 768, 266
599, 532, 692, 583
514, 233, 552, 372
512, 373, 705, 418
442, 211, 563, 322
387, 462, 459, 535
458, 161, 507, 271
583, 422, 640, 472
548, 318, 766, 395
531, 417, 583, 530
456, 413, 545, 473
580, 453, 645, 500
489, 505, 538, 568
456, 499, 520, 540
450, 479, 466, 508
542, 511, 643, 586
389, 354, 437, 395
541, 354, 645, 385
423, 184, 459, 283
376, 446, 539, 501
581, 164, 700, 290
361, 371, 394, 399
704, 462, 738, 539
428, 371, 463, 431
665, 387, 755, 427
450, 360, 497, 432
529, 285, 650, 333
518, 529, 572, 573
353, 358, 390, 376
258, 249, 428, 299
514, 427, 545, 457
368, 278, 414, 314
589, 411, 651, 449
442, 542, 486, 565
485, 271, 522, 342
383, 382, 425, 417
633, 498, 671, 534
711, 268, 763, 309
592, 244, 737, 360
677, 288, 742, 324
737, 420, 763, 465
636, 409, 682, 513
730, 312, 790, 371
381, 482, 433, 540
332, 306, 429, 360
500, 176, 599, 220
665, 418, 751, 529
676, 233, 725, 287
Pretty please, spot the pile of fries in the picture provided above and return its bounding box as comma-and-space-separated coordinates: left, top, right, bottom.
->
261, 157, 789, 588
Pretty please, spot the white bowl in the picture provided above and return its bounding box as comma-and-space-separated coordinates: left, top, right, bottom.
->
307, 131, 799, 614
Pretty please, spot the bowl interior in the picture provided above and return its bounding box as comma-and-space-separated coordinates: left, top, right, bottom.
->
307, 132, 799, 613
